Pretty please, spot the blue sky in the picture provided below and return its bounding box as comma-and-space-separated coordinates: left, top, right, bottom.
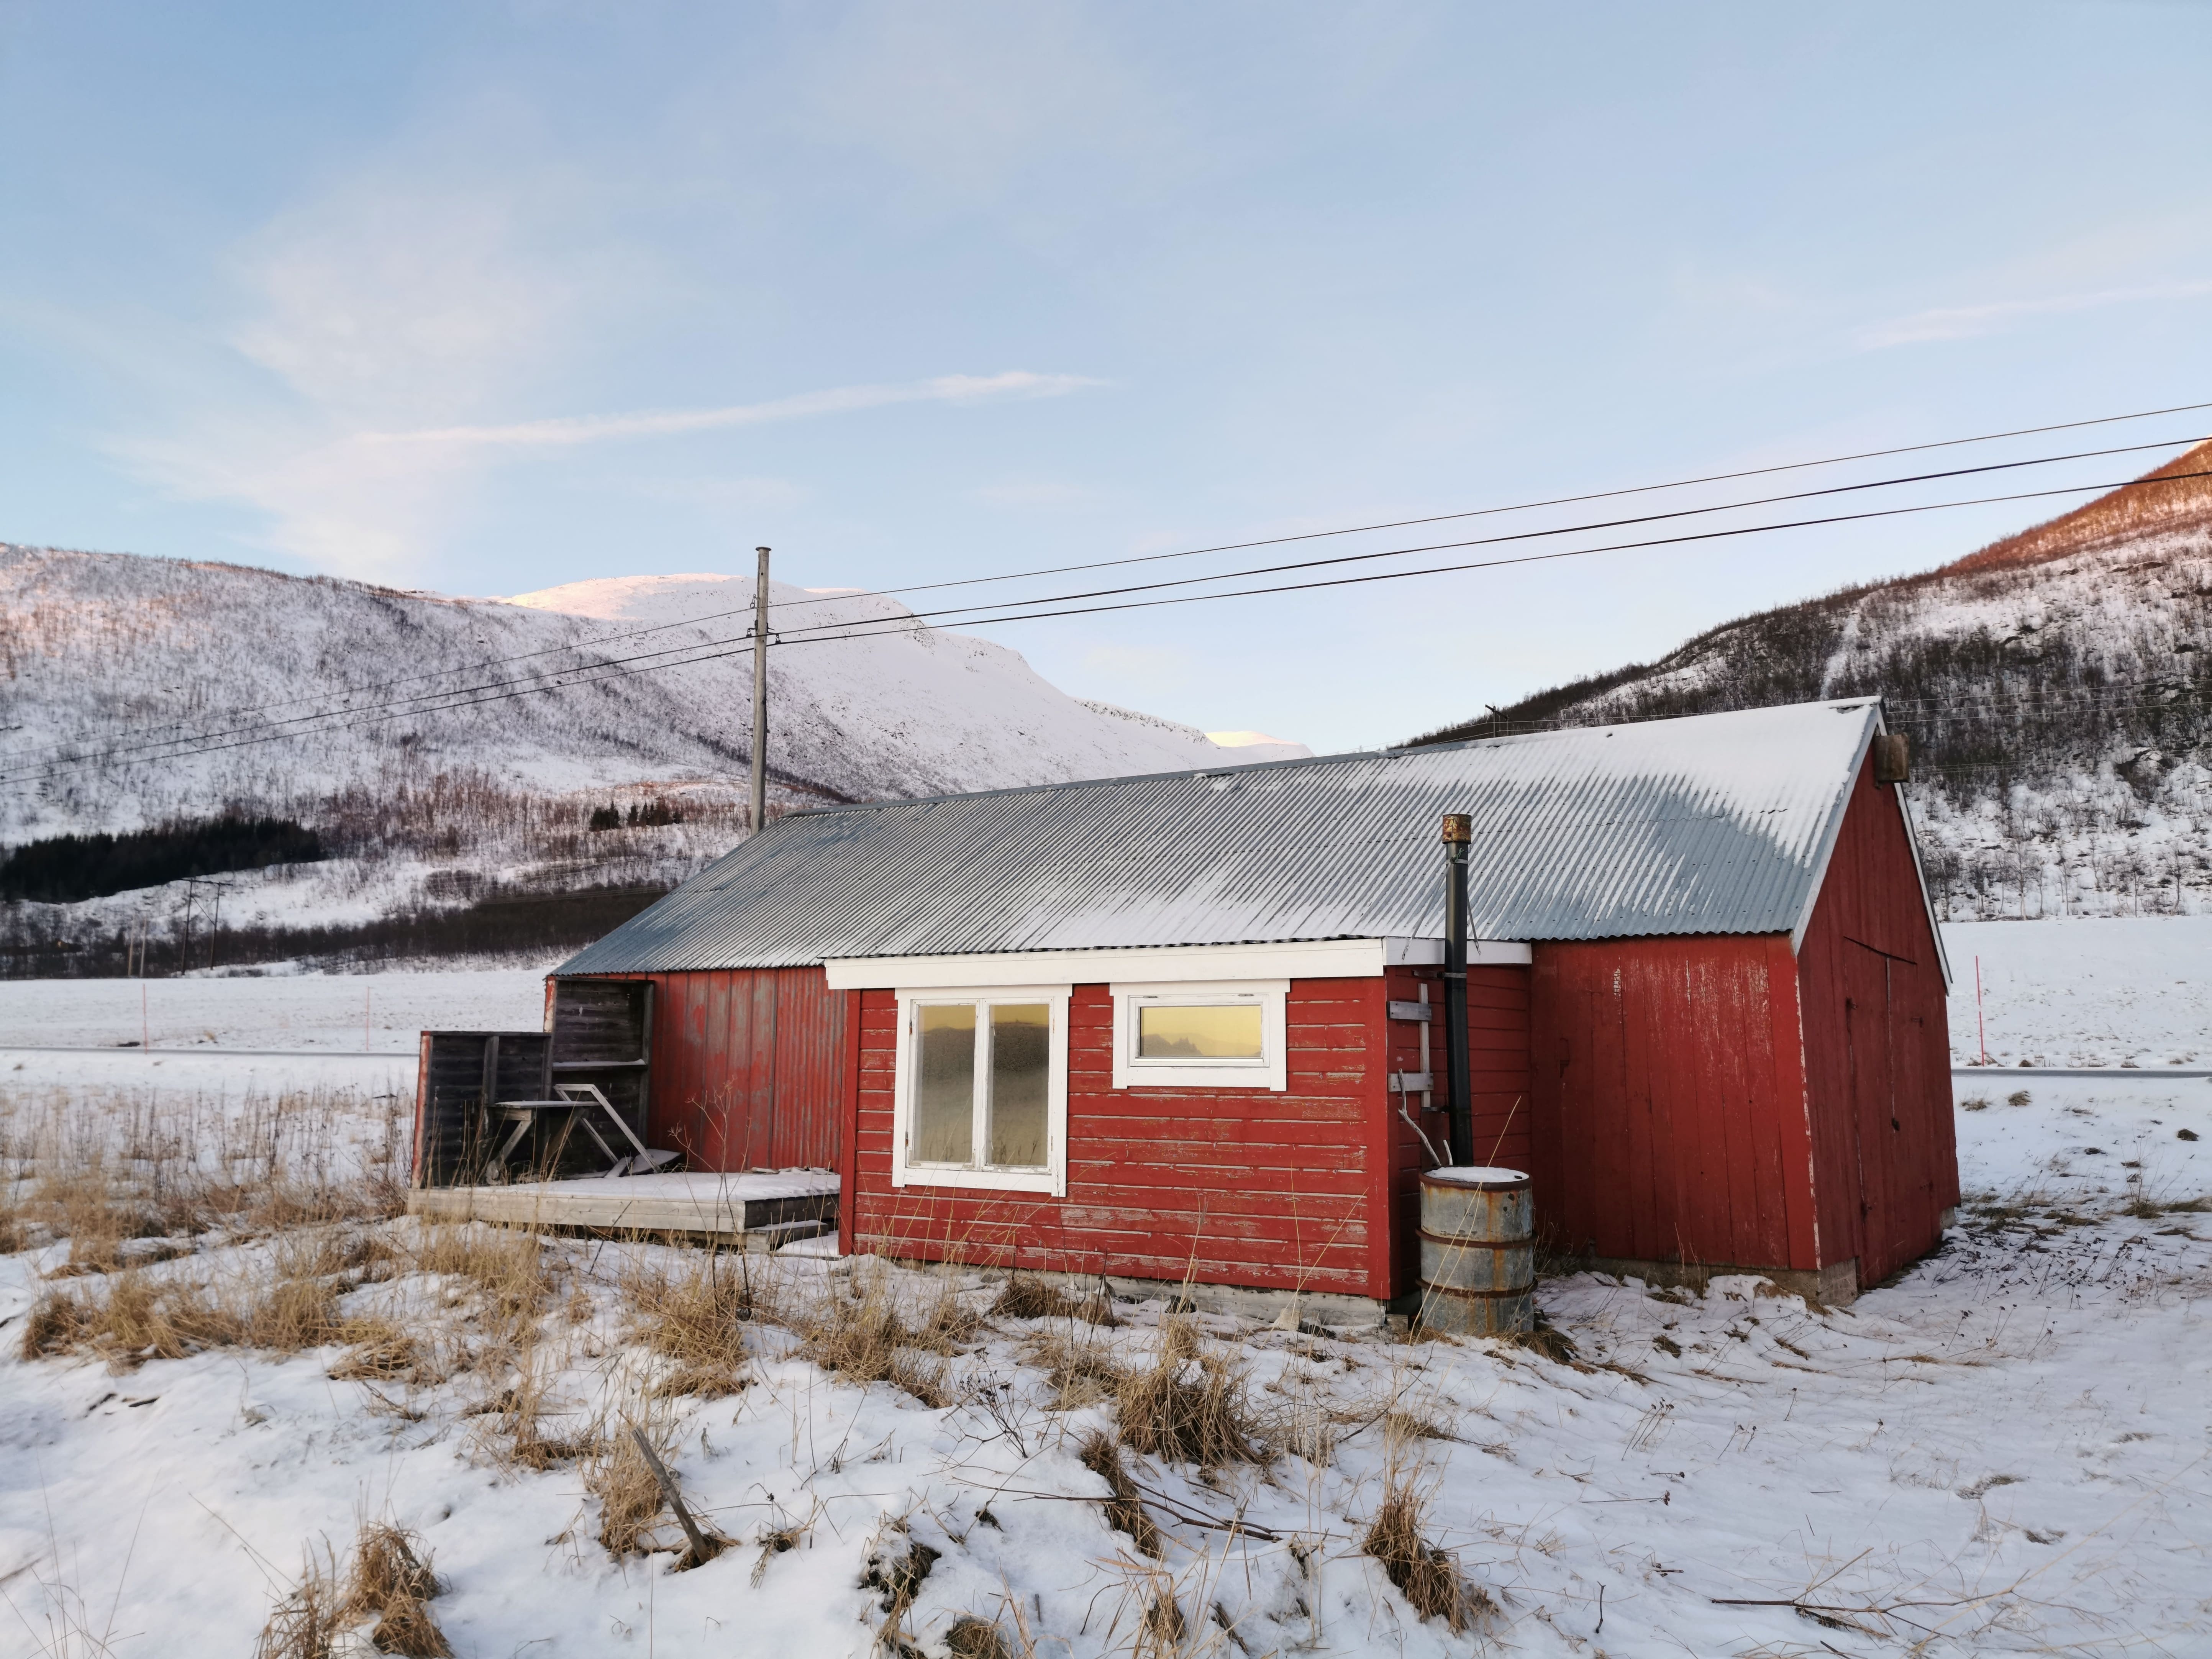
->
5, 2, 2210, 752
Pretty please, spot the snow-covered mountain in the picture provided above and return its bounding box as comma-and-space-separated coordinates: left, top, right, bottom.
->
0, 547, 1308, 970
1412, 441, 2212, 921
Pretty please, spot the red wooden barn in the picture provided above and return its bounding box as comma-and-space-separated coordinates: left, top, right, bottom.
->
545, 698, 1956, 1313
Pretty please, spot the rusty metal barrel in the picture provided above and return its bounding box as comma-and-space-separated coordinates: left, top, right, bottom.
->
1417, 1166, 1534, 1335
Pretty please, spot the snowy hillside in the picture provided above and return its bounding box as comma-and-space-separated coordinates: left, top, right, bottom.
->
1415, 442, 2212, 920
0, 547, 1307, 971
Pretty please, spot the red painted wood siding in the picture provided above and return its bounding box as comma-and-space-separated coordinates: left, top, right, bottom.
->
849, 978, 1402, 1300
582, 968, 846, 1171
1380, 965, 1533, 1300
1796, 758, 1958, 1284
1528, 934, 1816, 1274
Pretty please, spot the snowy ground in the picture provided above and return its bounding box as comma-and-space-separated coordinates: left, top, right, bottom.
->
1941, 917, 2212, 1068
0, 927, 2207, 1657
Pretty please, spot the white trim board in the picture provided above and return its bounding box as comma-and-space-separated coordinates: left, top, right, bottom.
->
825, 936, 1530, 990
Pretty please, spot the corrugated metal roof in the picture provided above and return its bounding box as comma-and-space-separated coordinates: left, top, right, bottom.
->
556, 700, 1884, 974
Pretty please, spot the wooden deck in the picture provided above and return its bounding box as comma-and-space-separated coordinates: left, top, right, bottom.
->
406, 1170, 838, 1247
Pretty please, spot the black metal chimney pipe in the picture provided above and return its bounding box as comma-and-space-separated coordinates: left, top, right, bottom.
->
1441, 812, 1474, 1167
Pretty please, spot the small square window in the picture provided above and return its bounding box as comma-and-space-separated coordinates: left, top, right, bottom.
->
1112, 980, 1289, 1092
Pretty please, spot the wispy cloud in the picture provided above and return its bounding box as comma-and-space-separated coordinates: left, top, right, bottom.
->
366, 372, 1103, 449
1857, 279, 2212, 349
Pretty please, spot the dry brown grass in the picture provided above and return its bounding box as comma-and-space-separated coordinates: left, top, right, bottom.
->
794, 1266, 977, 1407
327, 1317, 430, 1384
477, 1346, 598, 1469
341, 1523, 450, 1658
945, 1613, 1018, 1659
622, 1249, 767, 1397
1113, 1315, 1262, 1469
1360, 1456, 1493, 1635
1, 1084, 409, 1272
255, 1520, 450, 1659
585, 1421, 672, 1557
1078, 1430, 1164, 1559
1026, 1325, 1123, 1412
18, 1242, 385, 1370
1381, 1405, 1455, 1444
254, 1544, 344, 1659
990, 1274, 1117, 1326
406, 1223, 557, 1318
860, 1523, 941, 1653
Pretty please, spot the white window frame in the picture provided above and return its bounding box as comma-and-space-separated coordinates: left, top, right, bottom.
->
891, 985, 1070, 1195
1110, 979, 1289, 1092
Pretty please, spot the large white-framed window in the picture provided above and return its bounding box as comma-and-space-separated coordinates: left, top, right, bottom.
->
1110, 979, 1288, 1092
891, 985, 1070, 1195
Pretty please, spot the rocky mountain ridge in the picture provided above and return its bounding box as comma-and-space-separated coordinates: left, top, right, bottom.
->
1413, 442, 2212, 921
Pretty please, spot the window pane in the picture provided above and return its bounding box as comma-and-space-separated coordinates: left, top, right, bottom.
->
1137, 1003, 1263, 1060
988, 1003, 1050, 1168
913, 1004, 976, 1164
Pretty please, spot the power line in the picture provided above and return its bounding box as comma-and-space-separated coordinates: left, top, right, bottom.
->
14, 434, 2197, 774
33, 398, 2210, 764
11, 462, 2206, 785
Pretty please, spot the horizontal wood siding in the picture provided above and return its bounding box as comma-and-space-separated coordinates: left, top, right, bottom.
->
1529, 934, 1810, 1273
1381, 965, 1532, 1300
852, 979, 1394, 1299
1797, 756, 1958, 1284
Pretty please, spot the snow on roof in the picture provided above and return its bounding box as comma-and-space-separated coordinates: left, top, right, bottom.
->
555, 700, 1890, 974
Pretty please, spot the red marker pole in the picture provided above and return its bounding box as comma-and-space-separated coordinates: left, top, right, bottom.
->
1974, 954, 1988, 1066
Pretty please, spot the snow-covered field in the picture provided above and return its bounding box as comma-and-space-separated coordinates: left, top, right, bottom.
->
1942, 916, 2212, 1068
1, 926, 2208, 1657
0, 964, 553, 1054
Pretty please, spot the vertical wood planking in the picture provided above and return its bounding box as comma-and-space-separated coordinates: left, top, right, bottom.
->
1794, 749, 1958, 1284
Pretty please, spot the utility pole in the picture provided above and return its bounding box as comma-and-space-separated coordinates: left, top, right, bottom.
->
749, 545, 771, 834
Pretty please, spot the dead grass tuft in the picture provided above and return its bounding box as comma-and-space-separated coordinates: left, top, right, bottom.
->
18, 1246, 386, 1370
795, 1267, 974, 1407
342, 1523, 450, 1658
1113, 1316, 1261, 1468
328, 1318, 430, 1384
585, 1423, 671, 1557
255, 1520, 450, 1659
990, 1275, 1115, 1325
1026, 1326, 1122, 1412
945, 1613, 1017, 1659
1078, 1430, 1164, 1559
254, 1545, 345, 1659
1136, 1592, 1187, 1658
622, 1249, 765, 1397
488, 1350, 597, 1469
860, 1523, 940, 1653
1361, 1462, 1493, 1634
406, 1222, 558, 1326
1382, 1406, 1455, 1443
